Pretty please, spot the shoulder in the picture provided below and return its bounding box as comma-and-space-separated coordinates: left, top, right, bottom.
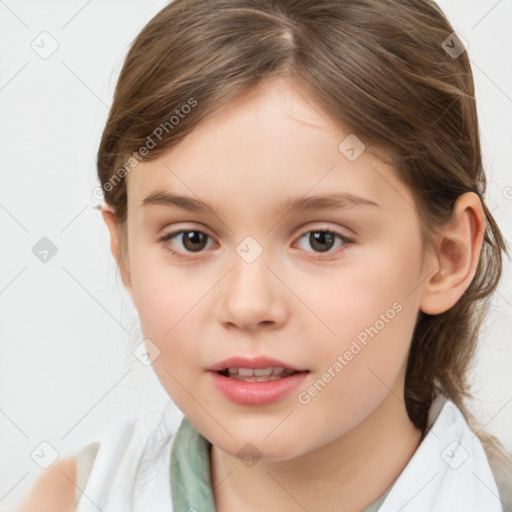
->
16, 409, 179, 512
15, 455, 77, 512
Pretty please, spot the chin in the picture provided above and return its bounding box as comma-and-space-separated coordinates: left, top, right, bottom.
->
211, 430, 308, 464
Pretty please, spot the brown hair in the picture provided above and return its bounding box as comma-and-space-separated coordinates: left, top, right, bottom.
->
97, 0, 511, 495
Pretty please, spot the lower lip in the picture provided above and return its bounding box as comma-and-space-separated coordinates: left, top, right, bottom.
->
208, 370, 309, 406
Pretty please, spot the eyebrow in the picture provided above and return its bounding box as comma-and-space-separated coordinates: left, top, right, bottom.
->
141, 190, 380, 215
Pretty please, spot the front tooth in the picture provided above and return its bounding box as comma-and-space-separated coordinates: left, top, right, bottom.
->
253, 368, 273, 376
226, 367, 295, 379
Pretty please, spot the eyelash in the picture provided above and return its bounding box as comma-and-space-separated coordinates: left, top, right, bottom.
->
158, 228, 353, 260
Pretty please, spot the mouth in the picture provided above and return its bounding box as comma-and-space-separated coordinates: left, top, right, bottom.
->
207, 355, 309, 381
209, 366, 310, 405
215, 367, 307, 382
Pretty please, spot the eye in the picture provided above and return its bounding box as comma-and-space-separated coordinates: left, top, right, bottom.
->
159, 230, 214, 257
159, 227, 352, 259
295, 229, 352, 255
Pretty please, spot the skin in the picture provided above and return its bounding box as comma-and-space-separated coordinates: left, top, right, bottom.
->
15, 456, 76, 512
102, 76, 485, 512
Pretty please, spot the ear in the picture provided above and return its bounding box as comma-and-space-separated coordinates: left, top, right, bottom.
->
101, 204, 136, 308
420, 192, 485, 315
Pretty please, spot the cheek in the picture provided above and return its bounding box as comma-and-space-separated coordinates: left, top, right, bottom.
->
296, 294, 417, 437
130, 262, 207, 411
300, 245, 420, 345
296, 244, 422, 401
128, 250, 203, 360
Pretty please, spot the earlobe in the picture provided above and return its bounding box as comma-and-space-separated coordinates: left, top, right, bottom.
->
419, 192, 485, 315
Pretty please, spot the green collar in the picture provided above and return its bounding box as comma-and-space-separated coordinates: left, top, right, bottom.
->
170, 416, 217, 512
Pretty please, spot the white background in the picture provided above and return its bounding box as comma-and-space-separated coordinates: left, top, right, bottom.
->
0, 1, 511, 510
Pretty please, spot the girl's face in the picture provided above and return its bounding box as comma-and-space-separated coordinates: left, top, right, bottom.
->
120, 77, 431, 460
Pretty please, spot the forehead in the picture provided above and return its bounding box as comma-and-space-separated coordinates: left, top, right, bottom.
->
126, 77, 415, 218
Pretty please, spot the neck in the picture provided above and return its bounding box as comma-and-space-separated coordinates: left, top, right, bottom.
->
210, 392, 423, 512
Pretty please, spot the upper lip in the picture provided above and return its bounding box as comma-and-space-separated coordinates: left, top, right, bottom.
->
207, 356, 309, 372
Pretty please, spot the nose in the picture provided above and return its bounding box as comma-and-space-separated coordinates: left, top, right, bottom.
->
215, 250, 288, 332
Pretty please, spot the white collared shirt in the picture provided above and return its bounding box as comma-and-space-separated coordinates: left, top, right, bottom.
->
378, 393, 504, 511
75, 393, 506, 511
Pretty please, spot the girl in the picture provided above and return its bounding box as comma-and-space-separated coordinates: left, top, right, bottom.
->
18, 0, 512, 510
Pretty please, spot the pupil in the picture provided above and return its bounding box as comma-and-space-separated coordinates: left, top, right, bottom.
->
183, 231, 207, 251
310, 231, 334, 252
